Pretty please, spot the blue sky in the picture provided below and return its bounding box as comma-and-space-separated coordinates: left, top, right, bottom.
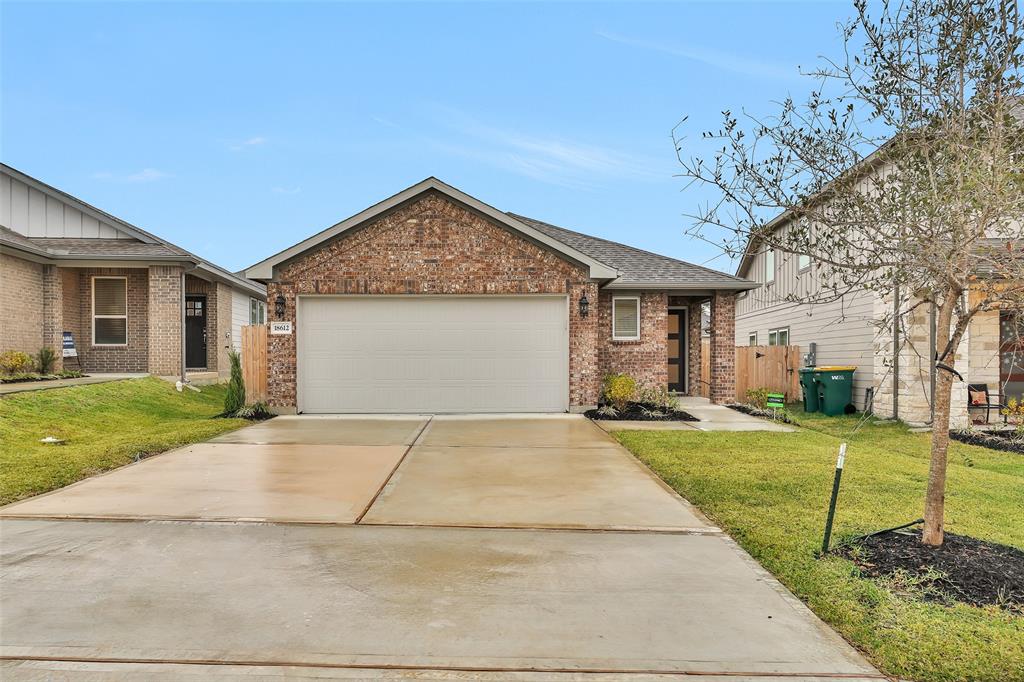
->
1, 1, 852, 274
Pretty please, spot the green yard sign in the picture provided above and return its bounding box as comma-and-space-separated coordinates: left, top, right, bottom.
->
766, 393, 785, 410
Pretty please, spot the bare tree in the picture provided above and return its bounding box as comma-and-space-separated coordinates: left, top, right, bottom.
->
674, 0, 1024, 546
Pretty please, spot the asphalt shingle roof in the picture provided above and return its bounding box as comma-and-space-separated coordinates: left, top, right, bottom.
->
510, 213, 755, 289
26, 237, 182, 257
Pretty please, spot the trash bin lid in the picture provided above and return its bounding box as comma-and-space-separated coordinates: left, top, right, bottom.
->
813, 366, 857, 371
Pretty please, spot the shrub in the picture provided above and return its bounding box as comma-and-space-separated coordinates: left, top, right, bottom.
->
1001, 398, 1024, 438
745, 387, 770, 409
232, 402, 274, 420
602, 372, 637, 411
636, 384, 680, 412
0, 350, 33, 375
36, 347, 57, 374
223, 350, 245, 415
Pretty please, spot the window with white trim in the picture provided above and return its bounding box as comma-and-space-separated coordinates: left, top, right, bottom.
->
749, 332, 757, 346
768, 327, 789, 346
93, 276, 128, 345
798, 253, 811, 270
249, 298, 266, 324
765, 249, 776, 284
612, 297, 640, 341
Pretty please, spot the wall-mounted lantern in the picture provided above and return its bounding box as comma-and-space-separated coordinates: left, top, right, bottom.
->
274, 294, 286, 319
578, 292, 590, 318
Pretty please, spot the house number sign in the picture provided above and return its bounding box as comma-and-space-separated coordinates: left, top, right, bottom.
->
270, 321, 293, 335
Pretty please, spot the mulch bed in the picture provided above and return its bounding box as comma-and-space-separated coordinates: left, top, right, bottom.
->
726, 402, 798, 424
840, 529, 1024, 610
586, 402, 698, 422
951, 429, 1024, 455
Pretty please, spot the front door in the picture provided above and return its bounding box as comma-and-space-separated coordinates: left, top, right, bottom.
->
668, 308, 687, 393
185, 295, 207, 369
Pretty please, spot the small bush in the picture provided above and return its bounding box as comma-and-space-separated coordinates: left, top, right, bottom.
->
232, 402, 274, 420
223, 350, 245, 415
0, 350, 34, 375
637, 384, 680, 412
602, 373, 637, 411
745, 387, 770, 409
36, 348, 57, 374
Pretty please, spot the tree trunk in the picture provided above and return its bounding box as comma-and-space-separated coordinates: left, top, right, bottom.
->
922, 296, 957, 547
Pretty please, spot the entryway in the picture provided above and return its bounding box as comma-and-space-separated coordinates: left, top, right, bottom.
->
184, 294, 207, 370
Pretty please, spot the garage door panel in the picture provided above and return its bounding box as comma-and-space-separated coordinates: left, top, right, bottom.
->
297, 297, 569, 413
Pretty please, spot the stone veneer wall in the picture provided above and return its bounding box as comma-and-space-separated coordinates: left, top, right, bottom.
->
266, 192, 598, 410
0, 253, 45, 356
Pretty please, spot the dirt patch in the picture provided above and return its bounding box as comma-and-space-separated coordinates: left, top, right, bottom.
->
586, 403, 698, 422
951, 429, 1024, 455
840, 529, 1024, 610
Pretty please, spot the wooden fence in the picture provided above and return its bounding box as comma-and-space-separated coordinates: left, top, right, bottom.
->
699, 342, 802, 402
240, 325, 268, 404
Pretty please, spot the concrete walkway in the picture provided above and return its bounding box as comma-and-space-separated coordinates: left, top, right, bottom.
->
595, 397, 796, 433
0, 373, 146, 396
0, 415, 877, 681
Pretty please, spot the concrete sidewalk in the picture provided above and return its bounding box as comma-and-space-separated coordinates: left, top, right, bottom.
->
0, 373, 145, 396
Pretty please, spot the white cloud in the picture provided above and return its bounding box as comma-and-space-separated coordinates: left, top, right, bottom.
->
91, 168, 171, 183
597, 30, 797, 81
425, 106, 666, 189
271, 186, 301, 195
229, 136, 267, 151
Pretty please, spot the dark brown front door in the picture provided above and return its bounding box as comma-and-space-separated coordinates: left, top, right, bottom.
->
185, 295, 207, 369
668, 309, 687, 393
1001, 311, 1024, 401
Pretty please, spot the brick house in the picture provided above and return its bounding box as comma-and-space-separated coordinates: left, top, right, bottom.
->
0, 164, 266, 378
244, 178, 756, 413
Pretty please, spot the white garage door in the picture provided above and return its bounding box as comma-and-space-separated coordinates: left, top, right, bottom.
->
297, 296, 569, 413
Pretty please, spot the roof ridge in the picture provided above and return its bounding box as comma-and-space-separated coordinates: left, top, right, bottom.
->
507, 212, 748, 283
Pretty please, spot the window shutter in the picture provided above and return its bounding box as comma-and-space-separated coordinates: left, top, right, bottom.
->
613, 299, 639, 338
94, 279, 127, 316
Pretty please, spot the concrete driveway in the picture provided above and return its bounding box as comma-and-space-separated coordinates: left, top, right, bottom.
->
0, 415, 880, 681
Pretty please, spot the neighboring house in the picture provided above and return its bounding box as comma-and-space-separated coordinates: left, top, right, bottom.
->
244, 178, 756, 414
735, 212, 1020, 428
0, 164, 266, 379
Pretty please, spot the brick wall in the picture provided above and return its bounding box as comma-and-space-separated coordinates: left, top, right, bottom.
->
709, 292, 736, 404
597, 291, 668, 392
148, 265, 183, 376
71, 268, 149, 373
267, 192, 594, 409
216, 283, 233, 378
41, 265, 63, 371
0, 253, 45, 355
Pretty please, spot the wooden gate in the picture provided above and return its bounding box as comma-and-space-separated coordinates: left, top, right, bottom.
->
699, 343, 801, 402
735, 345, 801, 402
240, 324, 268, 403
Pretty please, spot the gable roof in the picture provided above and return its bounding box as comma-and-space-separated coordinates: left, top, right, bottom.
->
511, 214, 756, 291
244, 177, 755, 291
0, 163, 265, 297
244, 177, 620, 282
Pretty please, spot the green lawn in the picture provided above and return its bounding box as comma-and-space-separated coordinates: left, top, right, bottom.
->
615, 408, 1024, 682
0, 377, 247, 505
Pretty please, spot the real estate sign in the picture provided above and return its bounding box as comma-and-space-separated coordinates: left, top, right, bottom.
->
61, 331, 77, 358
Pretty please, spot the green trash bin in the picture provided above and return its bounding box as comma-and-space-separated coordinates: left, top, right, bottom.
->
798, 368, 820, 413
812, 366, 857, 416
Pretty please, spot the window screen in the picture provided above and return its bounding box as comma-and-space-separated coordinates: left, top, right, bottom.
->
612, 298, 640, 340
93, 278, 127, 345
